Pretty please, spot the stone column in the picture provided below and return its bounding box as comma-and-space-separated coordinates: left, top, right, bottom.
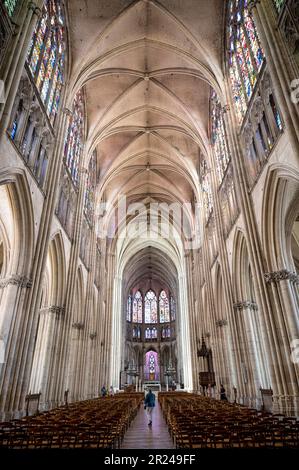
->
106, 251, 116, 388
264, 270, 299, 415
60, 165, 88, 403
223, 81, 284, 409
184, 252, 199, 391
233, 301, 266, 408
29, 306, 65, 410
77, 200, 98, 400
206, 141, 244, 398
0, 275, 32, 420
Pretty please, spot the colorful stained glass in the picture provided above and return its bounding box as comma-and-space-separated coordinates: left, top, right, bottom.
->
159, 290, 170, 323
210, 90, 231, 185
127, 295, 132, 322
145, 328, 151, 339
144, 290, 157, 324
64, 90, 84, 186
133, 291, 143, 323
162, 326, 171, 339
228, 0, 264, 123
144, 351, 159, 381
4, 0, 18, 16
170, 296, 176, 321
84, 150, 97, 224
27, 0, 65, 125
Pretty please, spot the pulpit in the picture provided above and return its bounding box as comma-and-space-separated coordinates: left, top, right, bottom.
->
260, 388, 273, 412
199, 372, 216, 395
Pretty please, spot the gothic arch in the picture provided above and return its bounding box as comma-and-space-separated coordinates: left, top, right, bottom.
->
232, 229, 255, 303
261, 165, 299, 402
29, 232, 66, 398
0, 169, 34, 276
74, 266, 85, 325
262, 164, 299, 272
48, 232, 67, 307
0, 214, 10, 279
232, 229, 271, 401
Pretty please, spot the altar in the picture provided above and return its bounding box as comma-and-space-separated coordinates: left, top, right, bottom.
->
143, 381, 161, 393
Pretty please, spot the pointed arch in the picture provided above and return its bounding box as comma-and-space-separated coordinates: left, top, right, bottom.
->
144, 289, 157, 324
0, 169, 34, 276
48, 231, 66, 306
159, 289, 170, 323
132, 290, 142, 323
74, 266, 85, 324
262, 164, 299, 272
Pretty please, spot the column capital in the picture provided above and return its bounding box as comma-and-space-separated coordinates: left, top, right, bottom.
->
264, 269, 299, 284
247, 0, 260, 12
28, 2, 42, 17
216, 319, 228, 327
222, 104, 230, 114
233, 301, 258, 311
72, 322, 84, 330
62, 107, 73, 117
40, 306, 65, 316
0, 275, 32, 289
78, 166, 88, 175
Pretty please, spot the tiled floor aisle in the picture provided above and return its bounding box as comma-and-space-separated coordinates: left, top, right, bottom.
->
121, 403, 175, 449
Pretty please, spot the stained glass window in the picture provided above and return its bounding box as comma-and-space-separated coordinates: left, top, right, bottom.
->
210, 90, 231, 185
127, 295, 132, 322
170, 296, 176, 321
144, 351, 159, 381
228, 0, 264, 123
159, 290, 170, 323
144, 290, 157, 324
4, 0, 18, 16
145, 328, 151, 339
162, 326, 171, 339
132, 291, 143, 323
27, 0, 65, 125
84, 150, 97, 224
64, 90, 84, 186
273, 0, 284, 12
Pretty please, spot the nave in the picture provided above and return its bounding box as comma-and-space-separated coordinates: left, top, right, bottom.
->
0, 392, 298, 450
0, 0, 299, 446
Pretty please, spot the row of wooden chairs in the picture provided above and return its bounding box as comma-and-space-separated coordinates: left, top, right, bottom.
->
159, 393, 299, 448
0, 393, 144, 449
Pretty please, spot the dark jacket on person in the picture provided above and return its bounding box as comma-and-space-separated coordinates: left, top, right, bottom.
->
144, 391, 155, 407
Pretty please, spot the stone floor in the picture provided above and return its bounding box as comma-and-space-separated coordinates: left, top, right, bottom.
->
121, 402, 175, 449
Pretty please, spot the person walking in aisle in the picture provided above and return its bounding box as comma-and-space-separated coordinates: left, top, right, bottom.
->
144, 388, 155, 425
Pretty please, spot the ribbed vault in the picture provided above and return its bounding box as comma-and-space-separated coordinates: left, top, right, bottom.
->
65, 0, 226, 390
66, 0, 225, 239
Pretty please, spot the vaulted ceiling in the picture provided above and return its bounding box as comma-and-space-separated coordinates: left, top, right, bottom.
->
66, 0, 226, 285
